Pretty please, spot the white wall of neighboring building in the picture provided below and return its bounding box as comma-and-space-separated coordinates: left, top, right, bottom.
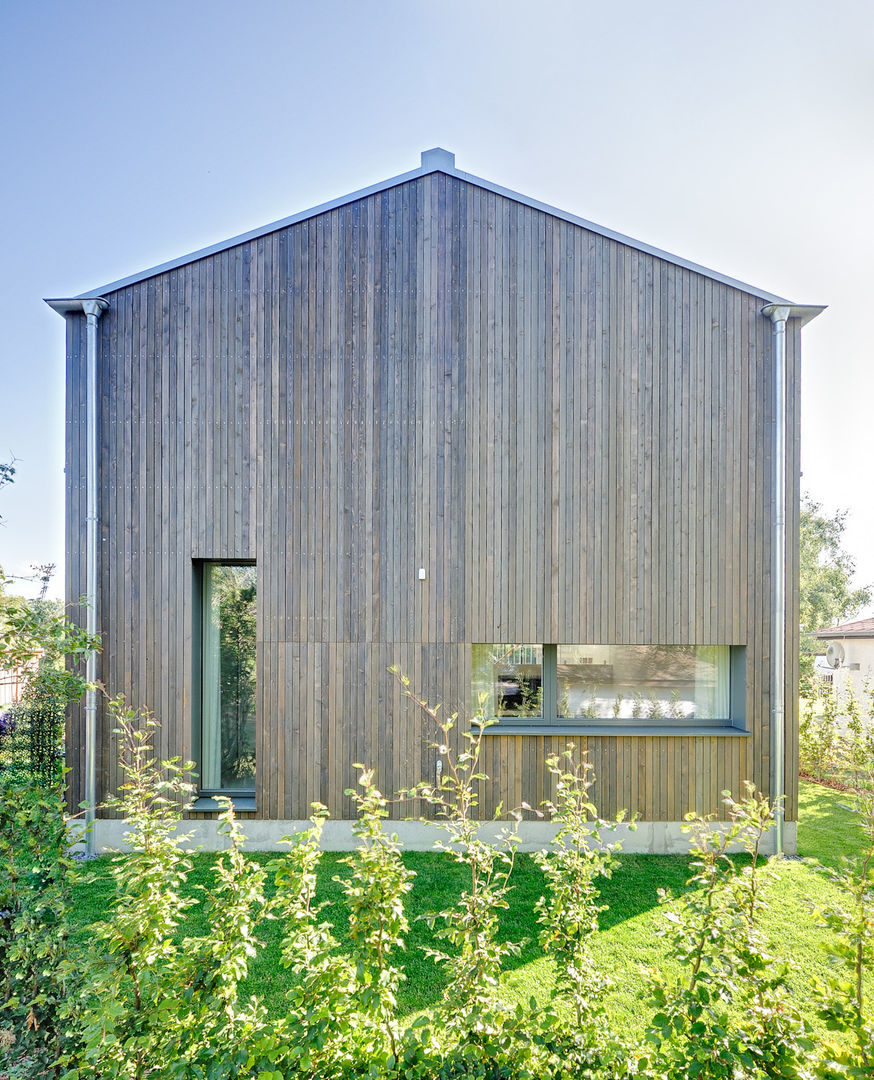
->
824, 638, 874, 703
0, 670, 24, 708
813, 655, 834, 686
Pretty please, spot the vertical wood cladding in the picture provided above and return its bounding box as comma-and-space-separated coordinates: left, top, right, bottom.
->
65, 173, 800, 821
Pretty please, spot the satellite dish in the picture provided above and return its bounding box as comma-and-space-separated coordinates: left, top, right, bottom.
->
826, 641, 845, 669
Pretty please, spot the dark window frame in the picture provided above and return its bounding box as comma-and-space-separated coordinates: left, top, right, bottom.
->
193, 559, 257, 798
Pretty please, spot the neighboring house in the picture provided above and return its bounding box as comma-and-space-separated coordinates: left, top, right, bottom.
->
813, 655, 834, 687
811, 618, 874, 701
0, 668, 25, 708
48, 149, 822, 853
0, 650, 41, 707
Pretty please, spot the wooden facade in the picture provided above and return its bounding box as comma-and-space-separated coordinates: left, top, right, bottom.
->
63, 158, 803, 825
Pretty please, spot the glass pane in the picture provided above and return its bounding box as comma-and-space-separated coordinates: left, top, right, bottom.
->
557, 645, 730, 720
202, 564, 257, 790
472, 644, 543, 718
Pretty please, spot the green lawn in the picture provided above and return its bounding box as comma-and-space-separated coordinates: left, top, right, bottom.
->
68, 780, 870, 1035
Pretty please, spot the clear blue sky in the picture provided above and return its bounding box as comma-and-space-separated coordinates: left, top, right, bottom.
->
1, 0, 872, 609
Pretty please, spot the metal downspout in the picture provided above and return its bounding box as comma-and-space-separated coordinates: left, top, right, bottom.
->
45, 296, 110, 852
759, 301, 825, 856
765, 305, 790, 856
81, 299, 107, 854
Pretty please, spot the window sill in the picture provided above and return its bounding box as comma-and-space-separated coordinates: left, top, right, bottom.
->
481, 720, 749, 737
191, 795, 257, 813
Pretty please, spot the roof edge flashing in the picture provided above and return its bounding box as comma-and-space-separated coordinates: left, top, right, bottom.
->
64, 150, 808, 307
45, 297, 109, 317
762, 303, 826, 328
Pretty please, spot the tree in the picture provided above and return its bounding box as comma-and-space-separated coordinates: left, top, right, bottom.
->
799, 494, 871, 687
0, 458, 14, 518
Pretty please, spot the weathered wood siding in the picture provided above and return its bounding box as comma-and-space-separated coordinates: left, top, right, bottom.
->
65, 172, 801, 821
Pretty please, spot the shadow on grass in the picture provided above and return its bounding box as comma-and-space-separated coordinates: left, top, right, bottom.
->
68, 843, 698, 1016
68, 780, 855, 1018
231, 848, 703, 1015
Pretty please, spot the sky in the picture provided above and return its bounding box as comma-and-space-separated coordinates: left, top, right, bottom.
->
0, 0, 872, 611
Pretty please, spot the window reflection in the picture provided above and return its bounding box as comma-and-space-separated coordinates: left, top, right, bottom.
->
473, 644, 730, 721
556, 645, 728, 720
202, 563, 257, 791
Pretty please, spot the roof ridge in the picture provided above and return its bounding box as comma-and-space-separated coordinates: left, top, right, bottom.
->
61, 148, 805, 307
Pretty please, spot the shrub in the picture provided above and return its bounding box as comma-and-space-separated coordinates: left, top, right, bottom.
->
59, 697, 200, 1079
339, 767, 415, 1069
0, 591, 97, 1075
799, 682, 842, 783
262, 770, 419, 1078
11, 673, 874, 1079
0, 682, 66, 784
799, 680, 874, 790
391, 670, 557, 1080
169, 802, 270, 1079
642, 785, 810, 1079
813, 715, 874, 1075
0, 592, 97, 786
0, 597, 97, 710
533, 749, 635, 1078
61, 696, 270, 1079
0, 771, 74, 1077
263, 806, 357, 1077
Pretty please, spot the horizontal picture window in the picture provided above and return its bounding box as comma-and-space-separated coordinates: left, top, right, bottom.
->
472, 644, 743, 733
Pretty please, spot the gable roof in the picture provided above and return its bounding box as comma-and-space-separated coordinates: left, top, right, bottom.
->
63, 148, 817, 315
812, 617, 874, 638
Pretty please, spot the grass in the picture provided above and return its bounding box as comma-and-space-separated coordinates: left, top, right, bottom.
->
67, 779, 871, 1034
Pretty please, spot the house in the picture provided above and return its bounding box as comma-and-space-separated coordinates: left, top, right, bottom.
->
811, 618, 874, 701
48, 149, 823, 853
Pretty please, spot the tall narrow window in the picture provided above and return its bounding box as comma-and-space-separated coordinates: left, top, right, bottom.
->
201, 563, 257, 792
